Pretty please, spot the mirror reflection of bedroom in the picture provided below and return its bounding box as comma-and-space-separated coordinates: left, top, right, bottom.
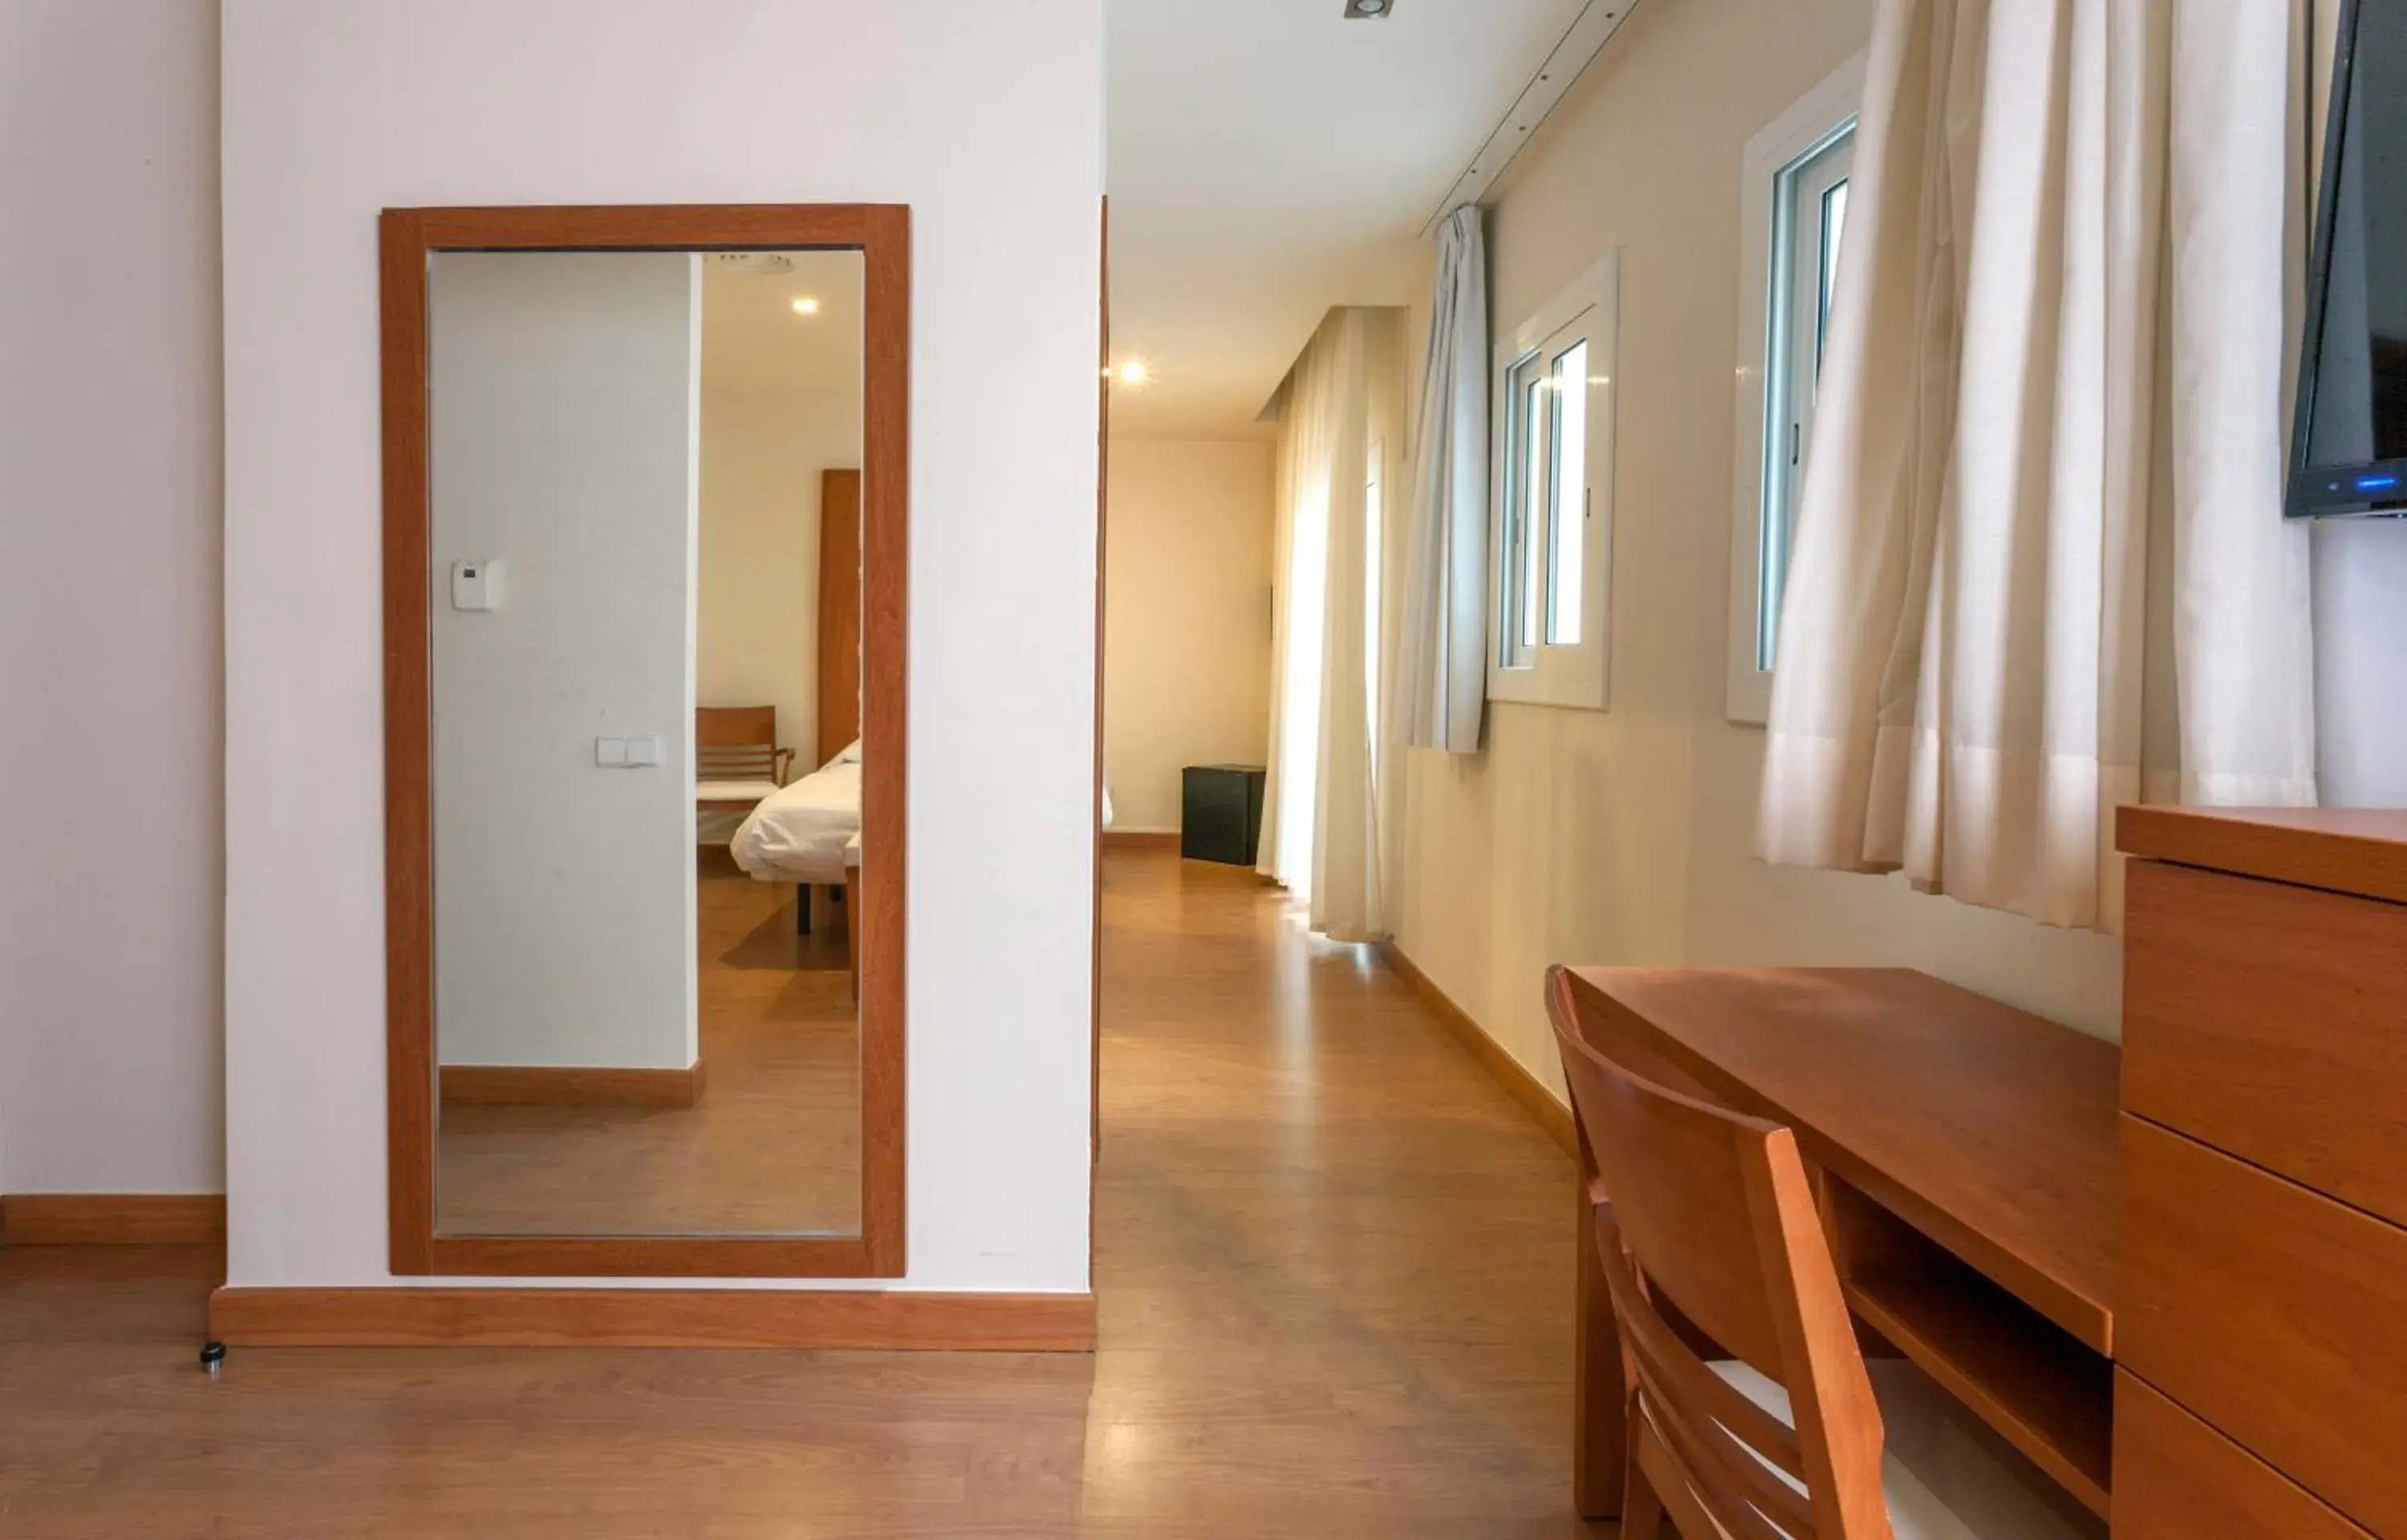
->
428, 246, 866, 1239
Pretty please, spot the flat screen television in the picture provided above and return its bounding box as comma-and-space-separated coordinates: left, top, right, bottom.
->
2294, 0, 2407, 518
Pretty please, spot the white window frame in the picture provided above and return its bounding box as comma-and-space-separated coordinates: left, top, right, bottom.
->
1488, 252, 1618, 711
1727, 53, 1865, 726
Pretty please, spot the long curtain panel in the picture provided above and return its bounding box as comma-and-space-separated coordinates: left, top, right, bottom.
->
1394, 205, 1490, 756
1759, 0, 2316, 930
1259, 307, 1406, 941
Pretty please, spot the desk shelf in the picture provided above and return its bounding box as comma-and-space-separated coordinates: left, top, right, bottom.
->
1827, 1177, 2113, 1519
1558, 965, 2122, 1527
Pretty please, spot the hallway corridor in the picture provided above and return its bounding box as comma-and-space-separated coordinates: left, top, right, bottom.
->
0, 849, 1589, 1536
1086, 847, 1584, 1532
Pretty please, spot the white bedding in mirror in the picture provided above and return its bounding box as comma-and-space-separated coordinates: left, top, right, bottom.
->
730, 758, 862, 884
731, 740, 1111, 883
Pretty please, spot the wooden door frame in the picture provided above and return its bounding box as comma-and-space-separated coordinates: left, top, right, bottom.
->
380, 204, 909, 1279
1091, 197, 1109, 1287
816, 468, 865, 768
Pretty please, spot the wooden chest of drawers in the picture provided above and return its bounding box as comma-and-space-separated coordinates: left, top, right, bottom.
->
2114, 808, 2407, 1539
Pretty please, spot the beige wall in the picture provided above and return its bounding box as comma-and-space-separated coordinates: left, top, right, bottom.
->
1104, 438, 1276, 830
0, 0, 225, 1195
1390, 0, 2125, 1105
696, 387, 862, 771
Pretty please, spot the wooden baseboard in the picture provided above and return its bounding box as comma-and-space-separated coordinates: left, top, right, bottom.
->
0, 1194, 227, 1246
1100, 829, 1179, 850
208, 1285, 1098, 1351
440, 1060, 706, 1109
1375, 942, 1577, 1159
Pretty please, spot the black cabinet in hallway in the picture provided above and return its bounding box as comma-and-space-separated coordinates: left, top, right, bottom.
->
1179, 764, 1264, 866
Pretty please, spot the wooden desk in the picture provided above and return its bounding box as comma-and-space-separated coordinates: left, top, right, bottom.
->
1559, 967, 2120, 1522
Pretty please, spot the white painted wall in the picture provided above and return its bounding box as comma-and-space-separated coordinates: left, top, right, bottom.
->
696, 387, 862, 774
1103, 438, 1275, 830
429, 251, 700, 1073
221, 0, 1103, 1290
2316, 521, 2407, 804
0, 0, 225, 1196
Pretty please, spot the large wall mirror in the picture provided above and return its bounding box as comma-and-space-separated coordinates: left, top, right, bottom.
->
381, 207, 907, 1277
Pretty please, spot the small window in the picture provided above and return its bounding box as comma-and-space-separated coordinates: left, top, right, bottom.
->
1727, 55, 1865, 724
1491, 255, 1618, 711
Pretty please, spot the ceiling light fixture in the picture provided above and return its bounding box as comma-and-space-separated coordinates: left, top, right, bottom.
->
1117, 360, 1151, 386
789, 296, 822, 316
1345, 0, 1392, 17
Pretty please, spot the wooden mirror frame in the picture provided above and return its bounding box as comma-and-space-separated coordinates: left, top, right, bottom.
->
380, 205, 908, 1279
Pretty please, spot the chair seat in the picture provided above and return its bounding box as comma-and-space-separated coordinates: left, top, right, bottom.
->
1705, 1362, 2102, 1540
696, 778, 781, 805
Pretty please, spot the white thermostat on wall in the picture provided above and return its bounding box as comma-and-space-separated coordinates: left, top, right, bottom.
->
451, 558, 502, 612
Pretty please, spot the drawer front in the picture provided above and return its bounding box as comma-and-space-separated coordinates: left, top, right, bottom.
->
2113, 1372, 2370, 1539
2121, 1117, 2407, 1535
2124, 858, 2407, 1228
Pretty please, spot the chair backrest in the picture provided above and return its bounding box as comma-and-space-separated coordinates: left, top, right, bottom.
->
1545, 967, 1891, 1540
696, 706, 781, 784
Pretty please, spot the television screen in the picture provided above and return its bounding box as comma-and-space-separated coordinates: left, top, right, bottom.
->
2294, 0, 2407, 517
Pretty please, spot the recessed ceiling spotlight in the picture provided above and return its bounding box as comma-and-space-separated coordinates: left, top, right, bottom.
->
1345, 0, 1392, 17
790, 296, 822, 316
1117, 360, 1151, 386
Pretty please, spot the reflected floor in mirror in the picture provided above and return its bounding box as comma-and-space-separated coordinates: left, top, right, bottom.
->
434, 850, 862, 1237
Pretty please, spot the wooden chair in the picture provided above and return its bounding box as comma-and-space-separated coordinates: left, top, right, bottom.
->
1546, 966, 1893, 1540
696, 706, 794, 814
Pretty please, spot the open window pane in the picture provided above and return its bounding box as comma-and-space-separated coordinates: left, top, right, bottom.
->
1518, 367, 1546, 651
1816, 179, 1848, 371
1499, 350, 1549, 666
1758, 124, 1854, 673
1545, 340, 1589, 646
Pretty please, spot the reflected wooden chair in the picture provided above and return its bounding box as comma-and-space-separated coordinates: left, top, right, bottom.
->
696, 705, 794, 817
1545, 966, 1893, 1540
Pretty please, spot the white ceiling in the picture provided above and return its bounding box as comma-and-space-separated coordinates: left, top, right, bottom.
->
1106, 0, 1593, 439
700, 250, 863, 398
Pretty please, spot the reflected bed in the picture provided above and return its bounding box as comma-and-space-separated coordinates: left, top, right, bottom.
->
729, 744, 862, 886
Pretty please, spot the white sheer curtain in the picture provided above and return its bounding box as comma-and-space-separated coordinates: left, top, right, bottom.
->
1259, 308, 1406, 940
1759, 0, 2317, 930
1394, 205, 1490, 755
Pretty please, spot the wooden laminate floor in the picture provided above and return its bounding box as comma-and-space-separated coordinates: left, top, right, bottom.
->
436, 856, 863, 1237
0, 848, 1593, 1537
